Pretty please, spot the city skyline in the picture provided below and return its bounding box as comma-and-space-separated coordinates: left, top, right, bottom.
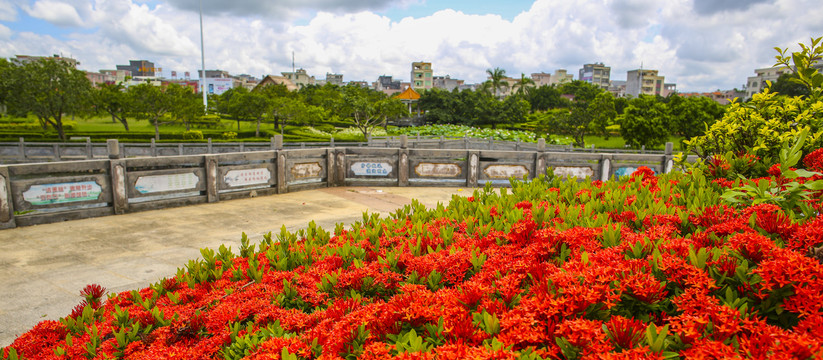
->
1, 0, 822, 92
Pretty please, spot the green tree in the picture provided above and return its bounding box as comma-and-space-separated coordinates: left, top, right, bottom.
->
548, 107, 590, 147
341, 85, 386, 139
511, 73, 535, 97
93, 83, 131, 131
769, 73, 811, 97
619, 95, 669, 149
0, 58, 12, 116
224, 87, 270, 136
166, 83, 205, 131
774, 35, 823, 99
6, 58, 93, 140
377, 98, 409, 130
485, 67, 509, 98
666, 95, 724, 141
559, 80, 603, 104
526, 85, 569, 112
419, 88, 458, 124
587, 91, 617, 139
128, 83, 174, 141
685, 36, 823, 173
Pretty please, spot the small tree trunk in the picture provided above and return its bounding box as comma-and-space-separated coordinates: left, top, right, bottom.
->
255, 117, 261, 138
117, 116, 130, 132
154, 119, 160, 141
55, 118, 66, 141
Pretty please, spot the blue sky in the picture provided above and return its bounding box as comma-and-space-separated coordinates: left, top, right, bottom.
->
380, 0, 536, 21
1, 0, 822, 92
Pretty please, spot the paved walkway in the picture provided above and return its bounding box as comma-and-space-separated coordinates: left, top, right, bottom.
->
0, 186, 473, 347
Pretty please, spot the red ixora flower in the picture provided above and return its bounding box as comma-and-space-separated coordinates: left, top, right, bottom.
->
80, 283, 107, 304
630, 166, 656, 180
804, 148, 823, 172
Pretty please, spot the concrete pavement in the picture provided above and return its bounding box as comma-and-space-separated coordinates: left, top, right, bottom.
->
0, 186, 474, 347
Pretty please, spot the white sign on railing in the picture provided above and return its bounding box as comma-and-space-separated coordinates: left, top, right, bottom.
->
23, 181, 102, 206
224, 168, 271, 187
351, 162, 392, 176
135, 173, 199, 194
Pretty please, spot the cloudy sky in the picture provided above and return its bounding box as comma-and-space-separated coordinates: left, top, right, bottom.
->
0, 0, 821, 92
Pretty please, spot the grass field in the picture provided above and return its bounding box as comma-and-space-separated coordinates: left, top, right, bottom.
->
1, 114, 685, 150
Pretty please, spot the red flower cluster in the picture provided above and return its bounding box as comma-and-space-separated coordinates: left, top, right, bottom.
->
7, 166, 823, 359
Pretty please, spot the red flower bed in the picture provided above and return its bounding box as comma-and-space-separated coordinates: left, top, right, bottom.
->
5, 166, 823, 359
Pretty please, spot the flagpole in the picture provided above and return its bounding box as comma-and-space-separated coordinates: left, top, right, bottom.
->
199, 0, 207, 112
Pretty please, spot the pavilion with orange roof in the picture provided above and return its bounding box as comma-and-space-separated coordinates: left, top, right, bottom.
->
393, 85, 421, 114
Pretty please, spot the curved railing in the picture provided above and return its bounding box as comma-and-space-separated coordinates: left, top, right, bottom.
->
0, 136, 682, 229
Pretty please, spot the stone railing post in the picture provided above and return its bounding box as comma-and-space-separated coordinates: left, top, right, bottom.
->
600, 155, 612, 182
535, 138, 547, 178
109, 160, 128, 214
398, 143, 409, 187
205, 155, 219, 203
107, 139, 121, 159
276, 150, 287, 194
0, 166, 16, 229
274, 135, 284, 151
18, 137, 25, 162
467, 151, 479, 188
664, 142, 675, 173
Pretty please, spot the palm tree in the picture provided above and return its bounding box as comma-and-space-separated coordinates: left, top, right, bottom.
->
512, 73, 535, 97
485, 67, 508, 98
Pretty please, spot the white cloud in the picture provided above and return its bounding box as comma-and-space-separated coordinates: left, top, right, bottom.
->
24, 0, 85, 27
2, 0, 822, 92
0, 0, 17, 21
0, 23, 11, 40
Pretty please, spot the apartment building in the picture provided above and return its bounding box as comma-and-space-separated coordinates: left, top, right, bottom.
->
99, 69, 131, 83
117, 60, 156, 77
84, 71, 115, 87
374, 75, 403, 96
549, 69, 573, 86
281, 68, 316, 88
745, 66, 788, 99
411, 62, 433, 91
14, 54, 80, 68
531, 72, 552, 87
626, 69, 666, 97
325, 73, 344, 86
433, 75, 464, 91
579, 63, 611, 90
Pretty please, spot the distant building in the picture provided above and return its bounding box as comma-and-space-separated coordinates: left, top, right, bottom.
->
199, 69, 231, 78
281, 68, 315, 88
608, 80, 627, 98
531, 72, 552, 87
84, 71, 115, 87
256, 75, 298, 91
745, 66, 788, 99
579, 63, 611, 90
162, 80, 200, 93
233, 74, 259, 91
411, 61, 433, 91
679, 90, 746, 105
13, 54, 79, 67
100, 69, 131, 83
626, 69, 666, 97
375, 75, 403, 96
325, 73, 344, 86
663, 83, 677, 97
432, 75, 464, 91
117, 60, 156, 77
347, 81, 371, 88
549, 69, 573, 87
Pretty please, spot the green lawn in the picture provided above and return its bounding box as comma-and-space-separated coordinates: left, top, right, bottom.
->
584, 135, 686, 151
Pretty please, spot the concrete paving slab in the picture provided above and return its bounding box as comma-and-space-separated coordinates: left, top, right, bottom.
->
0, 186, 473, 347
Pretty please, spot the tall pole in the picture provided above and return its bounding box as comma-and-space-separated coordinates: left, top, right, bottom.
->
199, 0, 207, 112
